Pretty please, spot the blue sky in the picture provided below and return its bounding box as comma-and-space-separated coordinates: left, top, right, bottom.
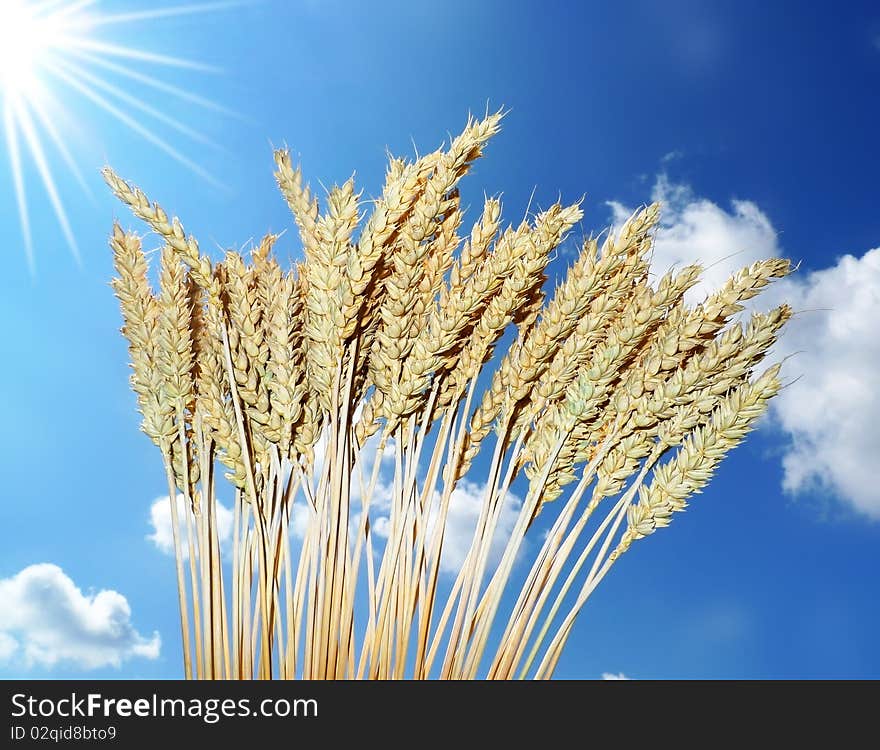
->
1, 0, 878, 679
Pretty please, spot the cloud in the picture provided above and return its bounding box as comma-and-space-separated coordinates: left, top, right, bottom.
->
290, 502, 311, 539
433, 479, 523, 574
609, 175, 880, 519
0, 564, 160, 670
335, 423, 524, 576
218, 427, 523, 578
770, 250, 880, 518
285, 430, 396, 542
296, 429, 522, 577
602, 672, 630, 680
370, 478, 523, 575
607, 174, 782, 304
147, 495, 234, 558
0, 632, 18, 661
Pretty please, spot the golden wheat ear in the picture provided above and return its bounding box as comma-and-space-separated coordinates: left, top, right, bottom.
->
107, 114, 790, 680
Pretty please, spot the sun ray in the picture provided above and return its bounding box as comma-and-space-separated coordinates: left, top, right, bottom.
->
30, 0, 74, 15
53, 0, 98, 20
4, 101, 35, 273
45, 61, 223, 188
61, 38, 221, 73
82, 1, 247, 28
26, 84, 93, 198
65, 48, 241, 118
12, 95, 82, 265
0, 0, 236, 267
60, 58, 224, 150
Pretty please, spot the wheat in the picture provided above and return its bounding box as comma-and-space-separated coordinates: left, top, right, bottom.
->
106, 113, 790, 680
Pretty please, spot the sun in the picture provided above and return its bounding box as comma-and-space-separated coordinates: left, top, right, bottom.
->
0, 1, 62, 94
0, 1, 237, 272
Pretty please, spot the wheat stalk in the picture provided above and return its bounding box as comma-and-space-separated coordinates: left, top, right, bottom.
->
105, 112, 790, 679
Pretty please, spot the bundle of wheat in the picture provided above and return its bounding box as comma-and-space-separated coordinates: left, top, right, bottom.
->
105, 112, 790, 679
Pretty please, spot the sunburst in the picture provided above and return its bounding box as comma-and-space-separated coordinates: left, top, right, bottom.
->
0, 0, 239, 272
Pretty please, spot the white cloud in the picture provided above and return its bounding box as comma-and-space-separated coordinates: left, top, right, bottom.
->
608, 174, 782, 304
0, 632, 18, 661
435, 479, 523, 574
261, 427, 524, 576
147, 495, 234, 558
290, 502, 311, 539
0, 564, 160, 670
609, 175, 880, 520
602, 672, 630, 680
770, 250, 880, 518
370, 478, 523, 575
285, 430, 396, 542
303, 428, 522, 576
